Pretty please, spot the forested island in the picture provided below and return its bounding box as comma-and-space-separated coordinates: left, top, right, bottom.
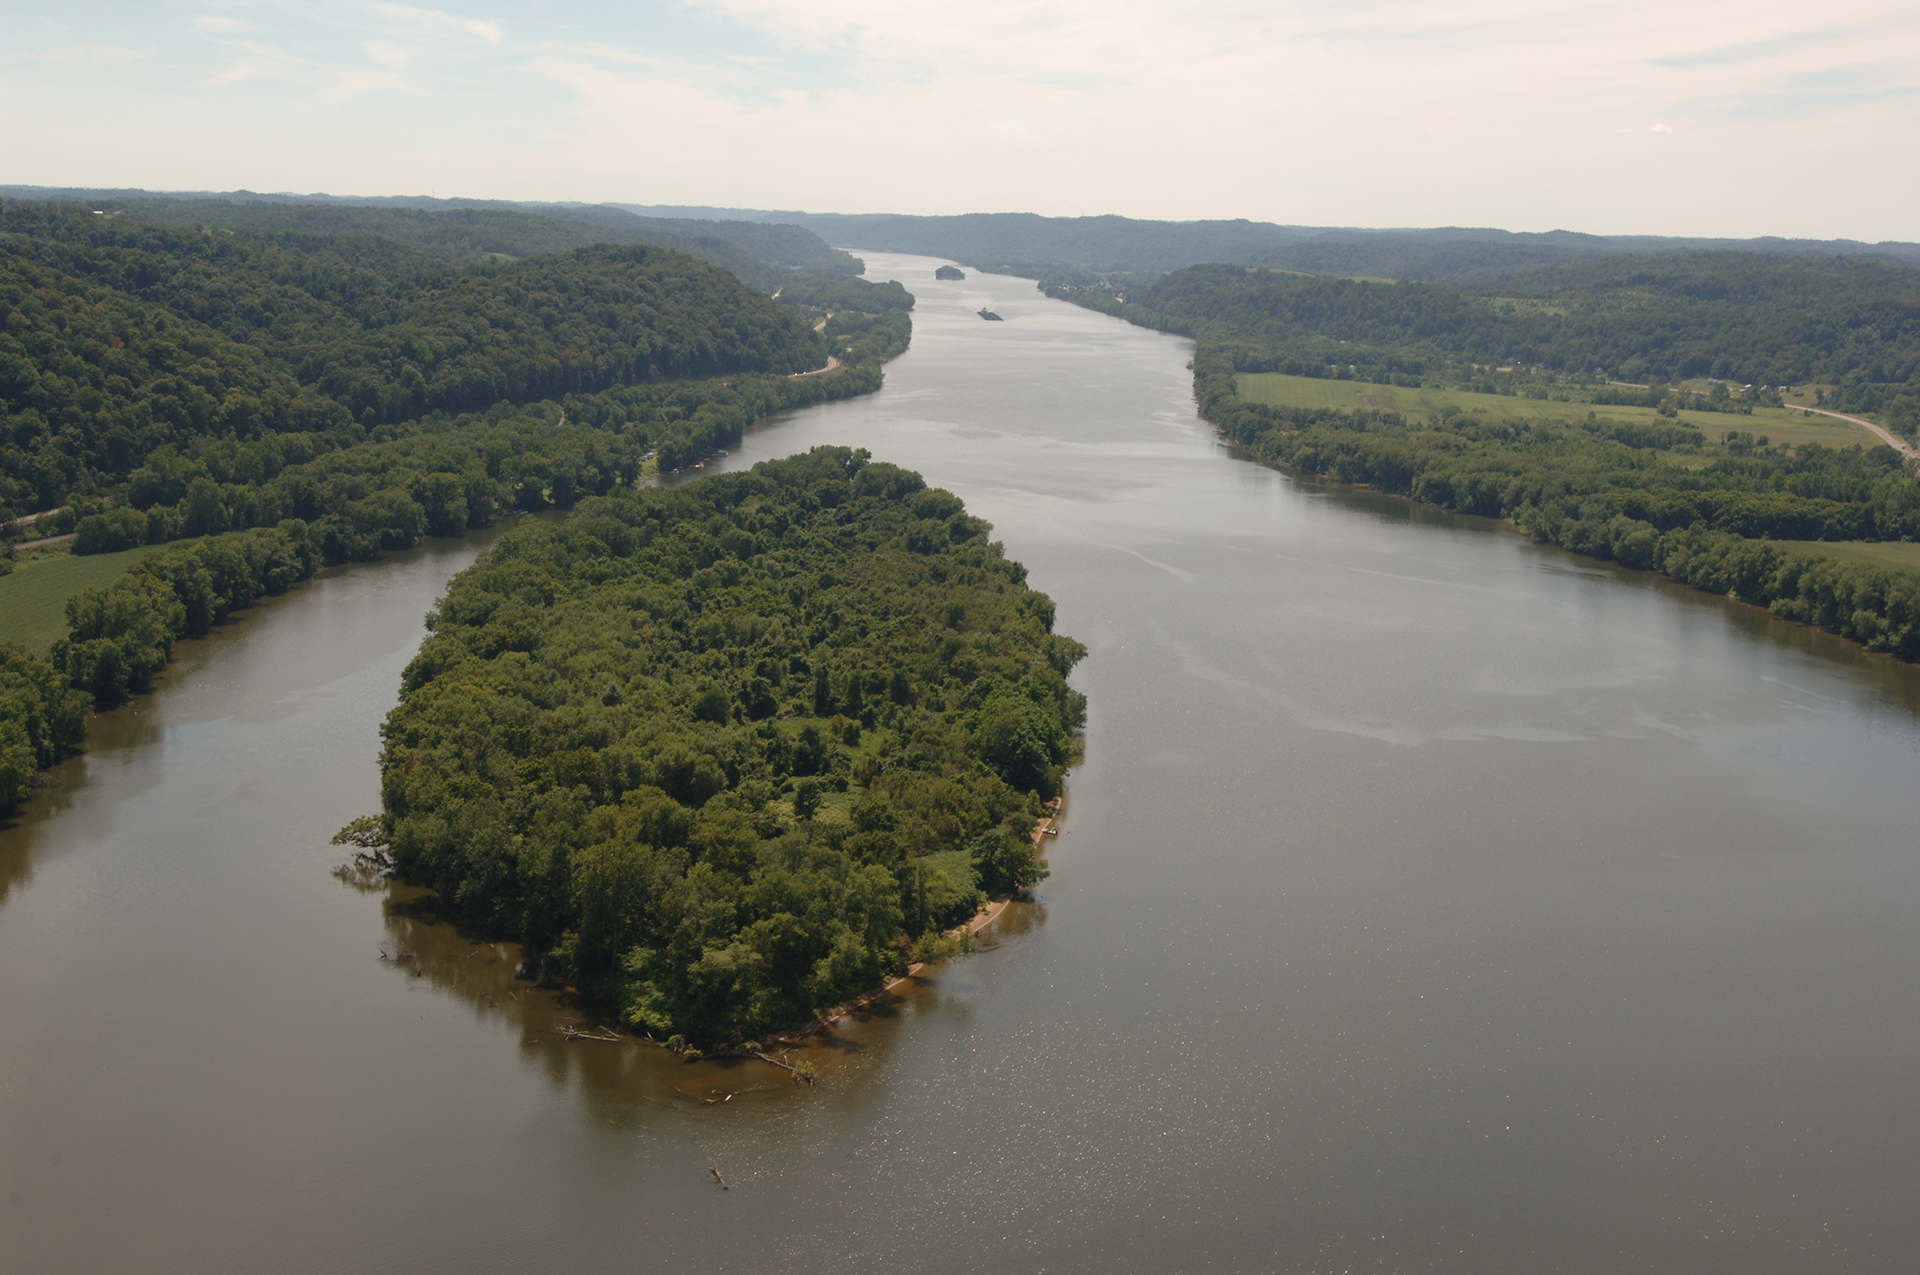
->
0, 200, 913, 814
1046, 254, 1920, 659
935, 265, 965, 281
369, 447, 1083, 1042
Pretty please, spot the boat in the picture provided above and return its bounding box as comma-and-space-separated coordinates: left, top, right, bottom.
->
977, 307, 1003, 321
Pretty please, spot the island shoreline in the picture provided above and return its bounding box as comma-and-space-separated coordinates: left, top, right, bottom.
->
763, 787, 1069, 1047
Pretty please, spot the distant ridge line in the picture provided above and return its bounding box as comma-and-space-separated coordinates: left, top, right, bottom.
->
3, 187, 1912, 279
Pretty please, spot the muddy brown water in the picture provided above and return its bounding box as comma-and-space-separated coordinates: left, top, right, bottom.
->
2, 254, 1917, 1273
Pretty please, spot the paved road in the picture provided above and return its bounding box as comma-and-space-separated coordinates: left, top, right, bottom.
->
790, 354, 841, 378
2, 505, 67, 531
1790, 404, 1917, 460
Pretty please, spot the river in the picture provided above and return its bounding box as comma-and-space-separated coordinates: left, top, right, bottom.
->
2, 253, 1916, 1272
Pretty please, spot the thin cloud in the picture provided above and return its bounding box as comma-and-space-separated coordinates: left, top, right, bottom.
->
366, 4, 503, 46
1722, 77, 1920, 121
4, 0, 1916, 240
323, 67, 421, 100
15, 44, 152, 66
364, 41, 415, 71
1651, 26, 1856, 68
202, 41, 302, 86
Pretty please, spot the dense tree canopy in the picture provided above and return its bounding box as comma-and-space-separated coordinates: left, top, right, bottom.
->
0, 640, 88, 816
0, 203, 889, 530
1053, 254, 1920, 414
780, 210, 1920, 279
109, 199, 865, 291
375, 447, 1085, 1040
0, 202, 914, 812
775, 271, 915, 313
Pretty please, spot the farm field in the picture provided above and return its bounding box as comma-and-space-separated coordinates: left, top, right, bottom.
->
1234, 373, 1892, 450
1773, 540, 1920, 574
0, 542, 165, 654
1780, 386, 1832, 410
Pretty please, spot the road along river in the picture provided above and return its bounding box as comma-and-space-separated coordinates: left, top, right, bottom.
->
2, 253, 1916, 1273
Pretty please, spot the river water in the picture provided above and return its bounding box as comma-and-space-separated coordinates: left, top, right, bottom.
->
3, 253, 1917, 1273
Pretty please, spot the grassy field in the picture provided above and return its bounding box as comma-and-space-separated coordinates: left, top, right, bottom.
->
1234, 373, 1890, 450
1779, 385, 1834, 411
0, 542, 165, 654
1773, 540, 1920, 573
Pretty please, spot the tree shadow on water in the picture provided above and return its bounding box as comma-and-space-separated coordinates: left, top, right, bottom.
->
333, 862, 1051, 1118
337, 863, 849, 1117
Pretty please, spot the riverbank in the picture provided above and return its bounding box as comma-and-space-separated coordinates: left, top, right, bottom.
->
0, 541, 168, 653
1223, 426, 1920, 662
2, 344, 912, 805
514, 788, 1071, 1069
1045, 286, 1920, 663
764, 790, 1071, 1047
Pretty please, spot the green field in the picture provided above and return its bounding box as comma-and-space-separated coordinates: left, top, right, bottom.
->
1234, 373, 1889, 450
1773, 540, 1920, 574
0, 542, 165, 654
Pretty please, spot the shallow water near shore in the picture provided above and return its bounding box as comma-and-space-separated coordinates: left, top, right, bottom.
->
3, 253, 1917, 1272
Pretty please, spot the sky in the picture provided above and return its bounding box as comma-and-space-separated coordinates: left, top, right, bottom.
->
3, 0, 1917, 241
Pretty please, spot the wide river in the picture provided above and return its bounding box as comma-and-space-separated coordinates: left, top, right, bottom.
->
3, 254, 1917, 1272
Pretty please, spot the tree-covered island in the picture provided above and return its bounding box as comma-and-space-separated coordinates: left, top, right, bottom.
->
935, 265, 965, 281
368, 447, 1084, 1043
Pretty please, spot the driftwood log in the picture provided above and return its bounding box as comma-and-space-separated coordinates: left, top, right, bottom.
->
556, 1023, 622, 1042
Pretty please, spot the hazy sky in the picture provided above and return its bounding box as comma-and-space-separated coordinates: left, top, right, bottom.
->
4, 1, 1916, 241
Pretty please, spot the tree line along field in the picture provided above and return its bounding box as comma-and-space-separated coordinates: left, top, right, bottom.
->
0, 542, 168, 653
1233, 372, 1888, 452
1773, 539, 1920, 573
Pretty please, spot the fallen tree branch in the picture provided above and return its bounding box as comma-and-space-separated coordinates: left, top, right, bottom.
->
556, 1023, 622, 1042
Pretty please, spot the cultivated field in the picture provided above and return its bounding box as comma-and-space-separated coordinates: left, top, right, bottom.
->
0, 542, 165, 654
1234, 373, 1893, 450
1773, 540, 1920, 574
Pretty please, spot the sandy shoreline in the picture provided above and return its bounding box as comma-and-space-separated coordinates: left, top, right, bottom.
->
552, 789, 1071, 1061
767, 788, 1069, 1044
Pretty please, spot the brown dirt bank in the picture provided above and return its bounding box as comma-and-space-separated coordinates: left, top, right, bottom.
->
763, 788, 1070, 1047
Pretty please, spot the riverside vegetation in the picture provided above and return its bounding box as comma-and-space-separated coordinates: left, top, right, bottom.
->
1047, 255, 1920, 658
0, 201, 913, 813
366, 447, 1084, 1043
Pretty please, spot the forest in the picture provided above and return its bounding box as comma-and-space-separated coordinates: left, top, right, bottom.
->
0, 201, 913, 815
776, 210, 1920, 278
1046, 254, 1920, 419
105, 198, 865, 291
774, 271, 915, 312
0, 202, 918, 532
371, 447, 1085, 1042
